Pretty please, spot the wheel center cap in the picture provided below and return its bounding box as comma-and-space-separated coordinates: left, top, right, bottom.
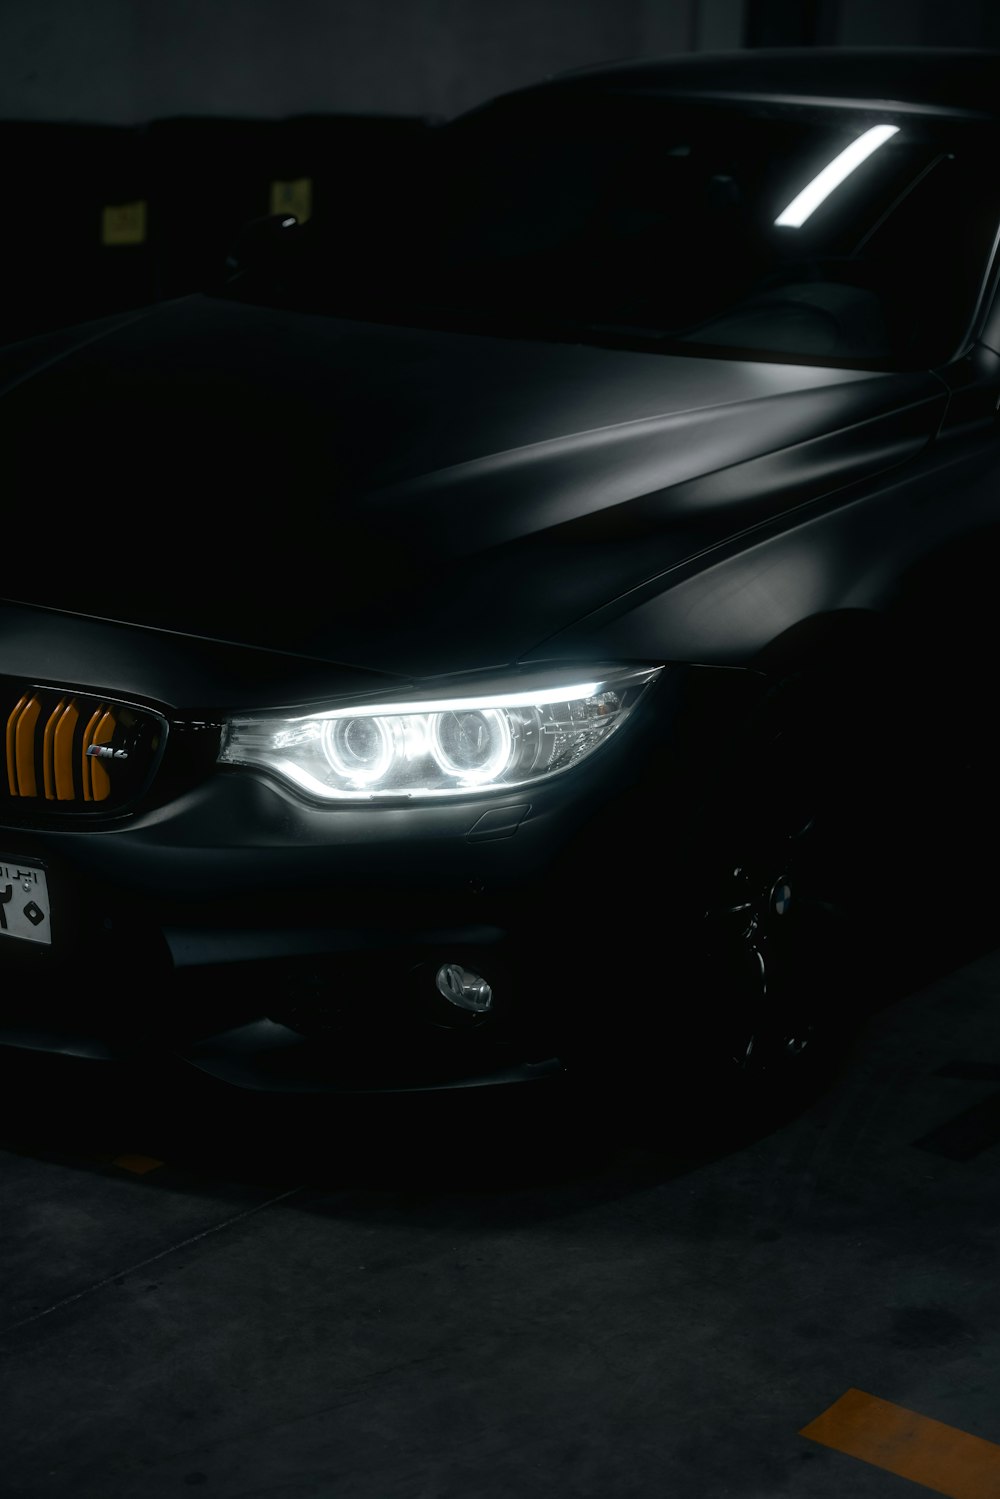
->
770, 879, 793, 917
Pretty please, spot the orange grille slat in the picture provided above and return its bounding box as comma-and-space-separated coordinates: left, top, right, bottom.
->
53, 699, 80, 800
5, 693, 29, 795
90, 709, 117, 802
14, 694, 42, 797
42, 697, 67, 800
80, 706, 104, 802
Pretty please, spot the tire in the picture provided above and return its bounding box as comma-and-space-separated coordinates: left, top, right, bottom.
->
640, 664, 885, 1139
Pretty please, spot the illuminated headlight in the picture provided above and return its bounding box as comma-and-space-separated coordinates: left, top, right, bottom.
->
218, 665, 662, 802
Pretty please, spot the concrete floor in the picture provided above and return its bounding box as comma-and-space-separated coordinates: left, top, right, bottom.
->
4, 925, 1000, 1497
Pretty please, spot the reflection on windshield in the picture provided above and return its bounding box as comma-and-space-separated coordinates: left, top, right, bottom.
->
774, 123, 900, 227
229, 91, 1000, 371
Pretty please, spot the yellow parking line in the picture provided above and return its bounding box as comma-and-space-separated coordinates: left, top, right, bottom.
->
112, 1154, 164, 1175
801, 1388, 1000, 1499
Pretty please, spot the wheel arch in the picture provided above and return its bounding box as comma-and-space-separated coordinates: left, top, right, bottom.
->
747, 605, 900, 689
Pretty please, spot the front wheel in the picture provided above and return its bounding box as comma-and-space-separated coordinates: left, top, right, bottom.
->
691, 796, 864, 1112
645, 667, 886, 1132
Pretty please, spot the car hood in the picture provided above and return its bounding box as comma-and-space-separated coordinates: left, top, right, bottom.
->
0, 294, 945, 691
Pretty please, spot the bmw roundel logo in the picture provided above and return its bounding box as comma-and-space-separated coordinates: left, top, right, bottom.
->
771, 880, 793, 917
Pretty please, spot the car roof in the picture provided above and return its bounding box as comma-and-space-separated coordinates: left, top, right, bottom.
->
538, 47, 1000, 121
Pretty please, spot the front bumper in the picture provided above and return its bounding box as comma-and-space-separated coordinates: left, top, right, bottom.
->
0, 661, 766, 1095
0, 811, 576, 1094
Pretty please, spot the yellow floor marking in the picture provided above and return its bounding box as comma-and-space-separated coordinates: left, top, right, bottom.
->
801, 1388, 1000, 1499
112, 1154, 164, 1175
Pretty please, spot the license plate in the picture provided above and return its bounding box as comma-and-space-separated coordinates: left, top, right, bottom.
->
0, 858, 52, 947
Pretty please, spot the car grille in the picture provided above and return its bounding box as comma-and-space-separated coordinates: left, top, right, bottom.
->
1, 681, 167, 818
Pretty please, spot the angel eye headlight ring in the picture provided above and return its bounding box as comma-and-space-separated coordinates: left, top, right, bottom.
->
321, 716, 394, 784
429, 709, 514, 783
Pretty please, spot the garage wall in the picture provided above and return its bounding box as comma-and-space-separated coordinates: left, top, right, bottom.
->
2, 0, 751, 124
835, 0, 1000, 45
4, 0, 997, 128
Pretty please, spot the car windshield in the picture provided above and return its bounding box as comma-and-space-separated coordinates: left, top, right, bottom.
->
225, 88, 1000, 371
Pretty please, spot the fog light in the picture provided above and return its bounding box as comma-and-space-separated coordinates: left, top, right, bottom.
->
435, 963, 494, 1013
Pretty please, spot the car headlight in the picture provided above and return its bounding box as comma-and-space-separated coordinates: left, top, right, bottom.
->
218, 665, 662, 802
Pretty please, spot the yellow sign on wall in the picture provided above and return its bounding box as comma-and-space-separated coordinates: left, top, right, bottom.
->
101, 200, 147, 247
269, 178, 312, 223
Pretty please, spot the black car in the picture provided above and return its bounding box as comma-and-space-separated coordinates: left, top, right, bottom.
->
3, 47, 1000, 1107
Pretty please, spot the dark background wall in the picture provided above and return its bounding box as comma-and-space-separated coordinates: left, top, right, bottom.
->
4, 1, 1000, 129
1, 0, 723, 123
5, 1, 999, 126
12, 0, 998, 127
5, 1, 1000, 128
835, 0, 1000, 46
744, 0, 1000, 48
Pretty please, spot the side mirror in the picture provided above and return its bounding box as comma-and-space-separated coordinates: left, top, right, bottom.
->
224, 213, 304, 283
